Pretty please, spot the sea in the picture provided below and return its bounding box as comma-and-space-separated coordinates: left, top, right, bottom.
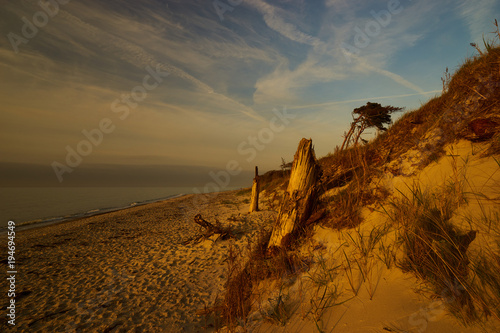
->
0, 187, 225, 232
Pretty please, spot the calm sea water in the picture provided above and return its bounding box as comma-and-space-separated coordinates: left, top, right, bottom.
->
0, 187, 199, 230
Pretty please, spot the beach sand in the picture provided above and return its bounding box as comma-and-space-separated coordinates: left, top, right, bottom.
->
2, 142, 499, 333
1, 189, 276, 332
240, 140, 500, 333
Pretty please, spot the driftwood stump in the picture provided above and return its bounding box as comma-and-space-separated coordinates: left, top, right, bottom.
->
182, 214, 234, 244
249, 166, 260, 213
194, 214, 216, 230
268, 138, 319, 248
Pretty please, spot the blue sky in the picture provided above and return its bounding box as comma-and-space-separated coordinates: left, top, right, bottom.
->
0, 0, 499, 186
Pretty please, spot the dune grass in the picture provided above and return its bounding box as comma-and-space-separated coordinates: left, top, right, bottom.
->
212, 226, 310, 330
213, 36, 500, 332
385, 175, 500, 324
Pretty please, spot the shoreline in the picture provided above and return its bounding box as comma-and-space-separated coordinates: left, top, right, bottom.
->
2, 187, 248, 235
1, 192, 191, 235
1, 188, 274, 331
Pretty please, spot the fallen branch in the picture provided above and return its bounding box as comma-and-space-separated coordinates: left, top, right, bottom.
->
194, 214, 216, 230
183, 214, 235, 245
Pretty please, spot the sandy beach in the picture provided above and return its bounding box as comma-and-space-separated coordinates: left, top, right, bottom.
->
2, 2, 500, 332
1, 189, 275, 332
2, 140, 499, 333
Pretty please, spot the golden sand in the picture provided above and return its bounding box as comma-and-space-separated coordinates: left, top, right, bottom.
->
1, 190, 275, 332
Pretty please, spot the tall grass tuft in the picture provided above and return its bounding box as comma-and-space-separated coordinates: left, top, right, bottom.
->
319, 144, 385, 229
386, 180, 500, 323
214, 227, 310, 330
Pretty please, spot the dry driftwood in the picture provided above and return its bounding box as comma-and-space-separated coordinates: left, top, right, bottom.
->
194, 214, 216, 230
183, 214, 234, 245
249, 166, 260, 213
268, 138, 320, 248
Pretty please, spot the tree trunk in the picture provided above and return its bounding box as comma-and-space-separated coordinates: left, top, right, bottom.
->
340, 123, 355, 151
340, 115, 361, 151
249, 166, 260, 213
268, 138, 319, 248
353, 123, 367, 147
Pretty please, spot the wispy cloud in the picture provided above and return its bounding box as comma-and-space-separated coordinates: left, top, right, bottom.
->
246, 0, 323, 48
353, 56, 425, 94
459, 0, 498, 43
0, 0, 485, 171
288, 90, 442, 110
251, 0, 431, 104
38, 5, 267, 122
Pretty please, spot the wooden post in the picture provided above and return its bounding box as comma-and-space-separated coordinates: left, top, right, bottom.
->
268, 138, 319, 248
249, 166, 260, 213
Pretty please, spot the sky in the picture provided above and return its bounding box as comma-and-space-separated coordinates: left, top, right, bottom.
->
0, 0, 499, 187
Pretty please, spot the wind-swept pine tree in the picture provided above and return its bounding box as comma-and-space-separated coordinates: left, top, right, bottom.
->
341, 102, 403, 150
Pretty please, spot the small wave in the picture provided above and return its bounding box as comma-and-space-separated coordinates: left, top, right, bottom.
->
1, 189, 188, 233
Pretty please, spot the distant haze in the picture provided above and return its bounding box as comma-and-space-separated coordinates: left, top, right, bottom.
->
0, 162, 254, 188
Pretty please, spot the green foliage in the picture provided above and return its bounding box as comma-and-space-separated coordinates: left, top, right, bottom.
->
353, 102, 403, 131
341, 102, 403, 150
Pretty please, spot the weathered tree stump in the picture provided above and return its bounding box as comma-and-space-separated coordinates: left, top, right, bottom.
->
249, 166, 260, 213
268, 138, 320, 248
